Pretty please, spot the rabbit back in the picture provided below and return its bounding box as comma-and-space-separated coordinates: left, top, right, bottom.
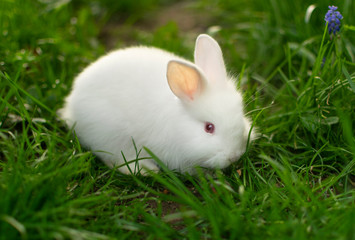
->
61, 47, 190, 172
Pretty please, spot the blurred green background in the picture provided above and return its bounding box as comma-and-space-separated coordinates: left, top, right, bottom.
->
0, 0, 354, 239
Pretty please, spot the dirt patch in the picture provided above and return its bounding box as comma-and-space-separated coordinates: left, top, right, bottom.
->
115, 184, 202, 230
143, 1, 211, 33
99, 1, 213, 49
145, 198, 181, 216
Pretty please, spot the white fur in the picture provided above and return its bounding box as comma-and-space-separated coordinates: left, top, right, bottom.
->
59, 34, 252, 174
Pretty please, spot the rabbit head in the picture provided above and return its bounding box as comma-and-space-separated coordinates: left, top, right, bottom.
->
164, 34, 252, 171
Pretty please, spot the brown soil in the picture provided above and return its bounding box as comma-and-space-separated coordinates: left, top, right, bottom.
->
99, 1, 213, 49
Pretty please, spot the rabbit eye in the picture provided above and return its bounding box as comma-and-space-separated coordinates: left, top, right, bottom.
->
204, 122, 215, 134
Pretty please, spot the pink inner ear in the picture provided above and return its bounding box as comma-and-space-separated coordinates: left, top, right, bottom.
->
186, 89, 196, 101
167, 61, 204, 101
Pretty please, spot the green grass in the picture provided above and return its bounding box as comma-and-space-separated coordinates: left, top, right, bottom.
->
1, 0, 354, 239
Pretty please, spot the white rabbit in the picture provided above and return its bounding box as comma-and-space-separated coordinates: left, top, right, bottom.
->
59, 34, 253, 174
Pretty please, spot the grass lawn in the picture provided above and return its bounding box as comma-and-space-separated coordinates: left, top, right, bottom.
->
1, 0, 354, 239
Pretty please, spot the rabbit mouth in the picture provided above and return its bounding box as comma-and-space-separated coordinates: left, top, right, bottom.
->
200, 153, 234, 169
225, 150, 245, 165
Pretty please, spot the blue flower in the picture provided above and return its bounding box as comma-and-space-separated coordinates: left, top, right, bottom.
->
324, 6, 343, 35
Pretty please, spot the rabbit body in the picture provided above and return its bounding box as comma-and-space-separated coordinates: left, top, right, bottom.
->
60, 34, 252, 174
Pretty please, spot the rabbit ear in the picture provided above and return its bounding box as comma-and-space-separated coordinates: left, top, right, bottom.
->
194, 34, 227, 84
167, 60, 206, 101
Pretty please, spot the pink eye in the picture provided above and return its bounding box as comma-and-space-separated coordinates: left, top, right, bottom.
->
204, 122, 215, 134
